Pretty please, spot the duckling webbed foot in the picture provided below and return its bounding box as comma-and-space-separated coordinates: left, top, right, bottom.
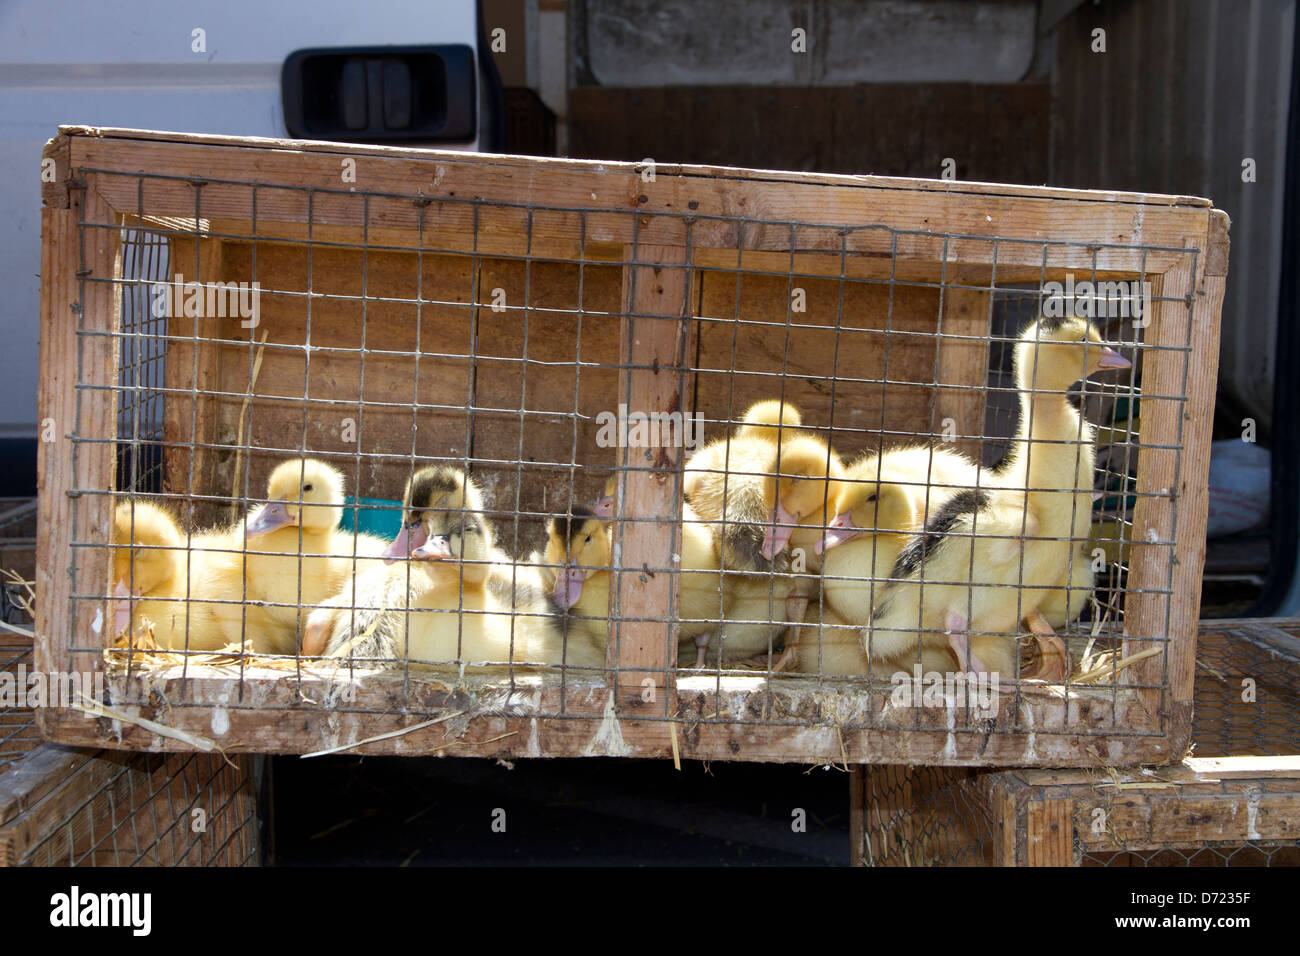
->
944, 612, 989, 675
692, 632, 712, 668
1023, 609, 1068, 681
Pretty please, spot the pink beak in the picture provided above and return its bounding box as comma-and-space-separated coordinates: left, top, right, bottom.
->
246, 502, 294, 538
592, 495, 616, 520
411, 534, 453, 561
816, 511, 862, 554
383, 522, 429, 563
1095, 346, 1132, 371
111, 579, 134, 636
761, 502, 798, 560
554, 562, 587, 610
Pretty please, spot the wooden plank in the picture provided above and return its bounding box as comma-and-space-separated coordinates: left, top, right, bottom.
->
934, 287, 992, 461
159, 237, 227, 526
66, 136, 1212, 277
986, 775, 1020, 867
73, 188, 121, 677
1024, 796, 1074, 865
613, 244, 690, 712
695, 272, 956, 460
849, 766, 865, 866
0, 745, 98, 827
57, 125, 1212, 207
36, 176, 120, 709
35, 181, 78, 689
33, 668, 1177, 766
1123, 248, 1204, 751
0, 750, 130, 865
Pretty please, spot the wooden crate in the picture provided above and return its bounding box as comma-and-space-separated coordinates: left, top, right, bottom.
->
854, 621, 1300, 865
0, 745, 259, 866
35, 126, 1228, 765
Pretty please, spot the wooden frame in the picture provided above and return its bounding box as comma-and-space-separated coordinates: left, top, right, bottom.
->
35, 127, 1229, 765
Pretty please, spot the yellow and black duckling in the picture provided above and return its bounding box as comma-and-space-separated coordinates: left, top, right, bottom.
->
308, 466, 525, 667
865, 316, 1130, 680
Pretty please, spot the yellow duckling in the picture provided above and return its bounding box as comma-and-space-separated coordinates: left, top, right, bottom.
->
224, 458, 386, 654
110, 499, 232, 651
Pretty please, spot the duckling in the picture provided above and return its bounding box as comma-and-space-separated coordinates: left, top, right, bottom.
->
315, 473, 523, 667
794, 601, 957, 677
733, 399, 803, 441
110, 500, 220, 650
687, 430, 840, 666
814, 461, 920, 632
681, 398, 803, 500
541, 506, 614, 666
232, 458, 387, 654
591, 474, 618, 520
687, 432, 842, 572
866, 317, 1131, 680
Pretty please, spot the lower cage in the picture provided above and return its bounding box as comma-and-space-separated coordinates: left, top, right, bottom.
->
0, 745, 260, 867
2, 578, 259, 866
853, 620, 1300, 866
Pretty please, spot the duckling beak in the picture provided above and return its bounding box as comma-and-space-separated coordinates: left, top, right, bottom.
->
382, 522, 429, 563
592, 495, 616, 519
411, 534, 454, 560
555, 561, 587, 609
816, 511, 862, 554
1095, 346, 1132, 371
246, 502, 294, 538
110, 579, 135, 636
761, 502, 798, 560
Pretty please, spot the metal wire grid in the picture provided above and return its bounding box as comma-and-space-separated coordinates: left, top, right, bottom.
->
16, 750, 259, 867
860, 766, 998, 866
859, 626, 1300, 866
0, 641, 39, 770
1080, 844, 1300, 866
66, 167, 1193, 735
116, 228, 170, 497
1192, 625, 1300, 758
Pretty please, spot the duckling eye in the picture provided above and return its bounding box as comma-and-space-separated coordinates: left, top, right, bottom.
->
303, 483, 313, 492
584, 534, 592, 544
866, 493, 877, 503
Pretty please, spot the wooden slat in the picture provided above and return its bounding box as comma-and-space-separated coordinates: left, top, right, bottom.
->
1024, 796, 1074, 865
58, 125, 1212, 206
612, 244, 690, 713
64, 135, 1211, 277
849, 766, 866, 866
933, 287, 992, 460
34, 670, 1181, 766
161, 237, 227, 526
35, 165, 84, 692
1123, 246, 1208, 750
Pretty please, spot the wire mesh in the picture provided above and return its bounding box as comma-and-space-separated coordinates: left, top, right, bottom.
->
5, 748, 259, 867
51, 160, 1203, 752
859, 623, 1300, 866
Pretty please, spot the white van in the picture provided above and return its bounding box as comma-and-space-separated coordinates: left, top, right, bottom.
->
0, 0, 499, 487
